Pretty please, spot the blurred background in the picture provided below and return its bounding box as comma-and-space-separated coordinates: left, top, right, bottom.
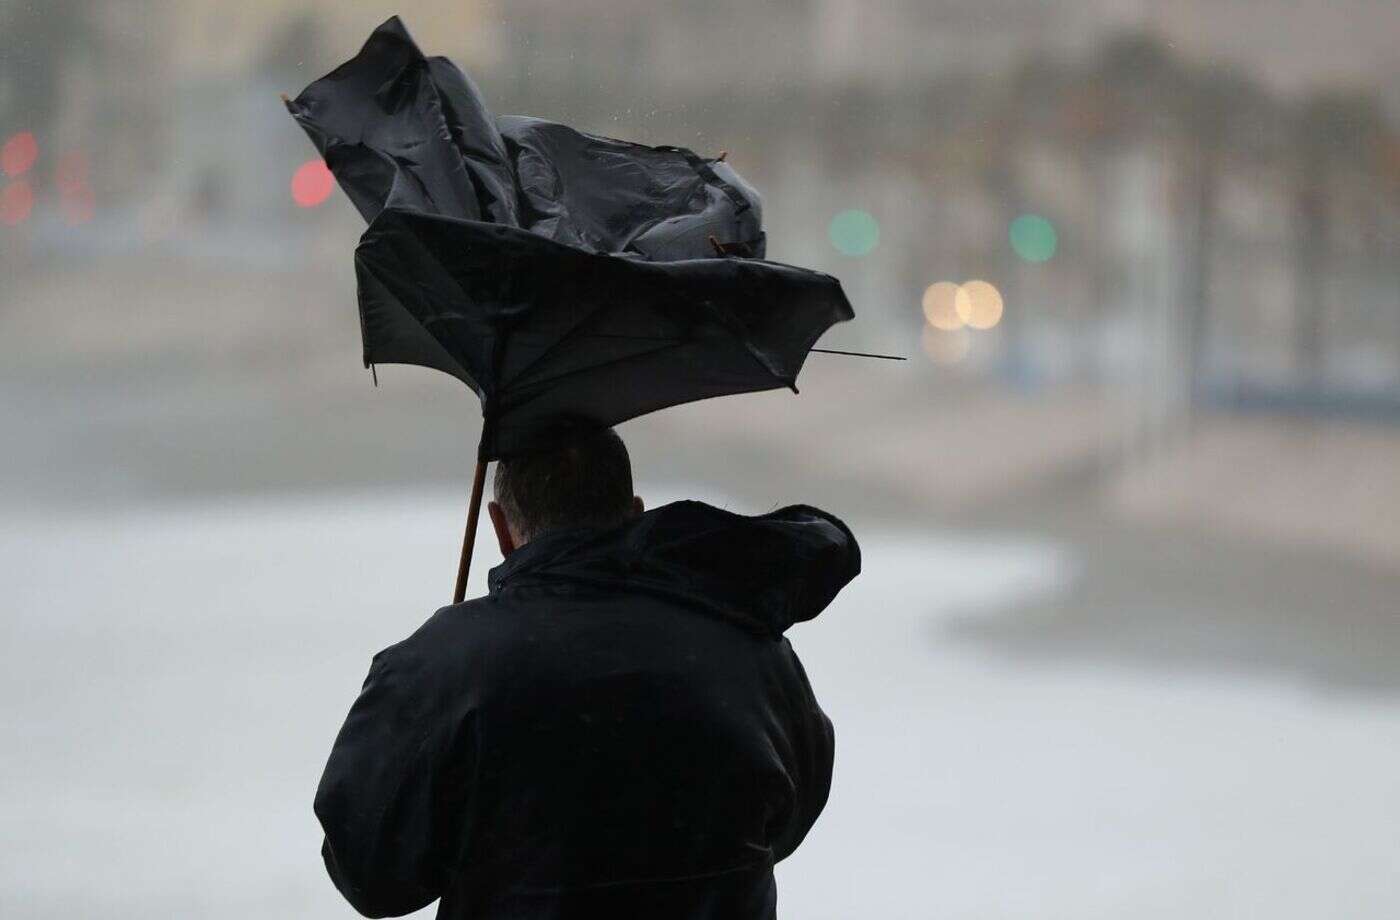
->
3, 1, 1399, 917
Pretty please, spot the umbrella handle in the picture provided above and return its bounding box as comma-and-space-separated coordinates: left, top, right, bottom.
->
453, 459, 488, 604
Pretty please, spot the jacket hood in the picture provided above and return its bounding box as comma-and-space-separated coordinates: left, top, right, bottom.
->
486, 500, 860, 635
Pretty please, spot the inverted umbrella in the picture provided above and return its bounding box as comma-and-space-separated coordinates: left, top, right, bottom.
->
284, 16, 883, 602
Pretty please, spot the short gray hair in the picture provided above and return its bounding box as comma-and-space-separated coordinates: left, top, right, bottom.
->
492, 428, 635, 541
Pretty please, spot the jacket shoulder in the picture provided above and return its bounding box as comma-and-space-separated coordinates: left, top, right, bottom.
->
376, 595, 507, 667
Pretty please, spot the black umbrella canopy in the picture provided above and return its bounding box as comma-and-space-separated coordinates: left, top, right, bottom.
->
284, 15, 855, 461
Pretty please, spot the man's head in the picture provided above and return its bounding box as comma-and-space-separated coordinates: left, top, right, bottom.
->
488, 427, 644, 555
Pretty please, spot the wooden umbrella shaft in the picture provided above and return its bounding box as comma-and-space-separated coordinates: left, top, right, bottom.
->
453, 458, 489, 604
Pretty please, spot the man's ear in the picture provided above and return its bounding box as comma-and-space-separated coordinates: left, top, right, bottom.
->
630, 495, 645, 519
487, 501, 516, 558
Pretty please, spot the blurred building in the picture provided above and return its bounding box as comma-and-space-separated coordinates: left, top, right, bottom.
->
4, 0, 1398, 422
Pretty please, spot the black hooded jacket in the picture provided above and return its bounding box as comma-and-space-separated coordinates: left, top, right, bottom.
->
314, 501, 859, 920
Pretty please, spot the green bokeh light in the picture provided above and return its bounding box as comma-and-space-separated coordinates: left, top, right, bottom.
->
1009, 214, 1057, 263
829, 209, 880, 257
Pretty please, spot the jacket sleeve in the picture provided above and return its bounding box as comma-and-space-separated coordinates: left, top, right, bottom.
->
771, 641, 836, 863
314, 641, 469, 918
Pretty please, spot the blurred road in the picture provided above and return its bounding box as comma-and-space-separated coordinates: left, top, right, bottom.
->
2, 487, 1398, 918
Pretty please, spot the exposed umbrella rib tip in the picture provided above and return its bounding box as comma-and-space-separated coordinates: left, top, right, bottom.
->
810, 347, 906, 361
715, 150, 728, 162
707, 235, 727, 257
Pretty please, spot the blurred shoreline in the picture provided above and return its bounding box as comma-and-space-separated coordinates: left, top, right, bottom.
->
5, 306, 1400, 697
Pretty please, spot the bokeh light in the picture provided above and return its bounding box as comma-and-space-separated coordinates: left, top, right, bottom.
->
1009, 214, 1057, 263
1, 181, 35, 226
921, 325, 970, 365
1, 132, 38, 178
955, 279, 1004, 330
828, 209, 879, 257
921, 281, 963, 330
291, 159, 335, 208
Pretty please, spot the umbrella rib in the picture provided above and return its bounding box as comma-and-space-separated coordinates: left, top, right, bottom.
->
496, 297, 628, 389
809, 347, 905, 360
567, 334, 900, 360
492, 343, 796, 443
497, 338, 692, 412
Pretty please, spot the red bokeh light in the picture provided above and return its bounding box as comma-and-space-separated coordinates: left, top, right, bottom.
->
2, 132, 39, 178
1, 181, 35, 225
291, 159, 335, 208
